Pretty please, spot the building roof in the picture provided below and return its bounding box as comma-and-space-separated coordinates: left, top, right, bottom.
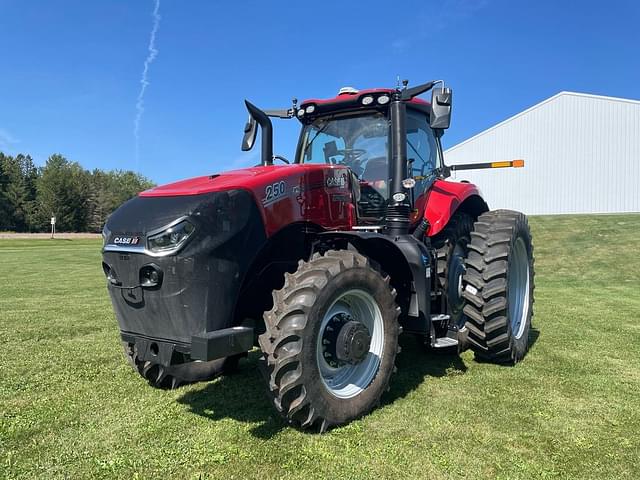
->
446, 91, 640, 154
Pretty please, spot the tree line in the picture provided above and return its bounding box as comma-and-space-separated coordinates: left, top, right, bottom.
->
0, 152, 154, 232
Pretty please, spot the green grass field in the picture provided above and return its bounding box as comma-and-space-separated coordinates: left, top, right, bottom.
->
1, 214, 639, 479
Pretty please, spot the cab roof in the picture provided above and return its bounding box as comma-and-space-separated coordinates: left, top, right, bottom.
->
298, 88, 430, 121
301, 88, 430, 107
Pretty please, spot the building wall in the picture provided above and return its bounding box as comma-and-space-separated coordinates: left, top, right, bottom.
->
444, 92, 640, 215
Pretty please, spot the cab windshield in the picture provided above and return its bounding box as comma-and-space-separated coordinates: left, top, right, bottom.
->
296, 110, 440, 220
297, 113, 389, 182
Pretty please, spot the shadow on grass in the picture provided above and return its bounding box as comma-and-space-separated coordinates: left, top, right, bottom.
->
176, 334, 472, 439
176, 351, 286, 439
383, 335, 468, 406
177, 328, 540, 437
520, 326, 541, 358
529, 326, 541, 350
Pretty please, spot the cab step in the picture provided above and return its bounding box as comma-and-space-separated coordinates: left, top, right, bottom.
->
433, 337, 459, 349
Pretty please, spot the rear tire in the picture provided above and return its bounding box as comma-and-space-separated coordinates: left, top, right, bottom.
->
432, 212, 475, 349
259, 250, 400, 432
462, 210, 534, 363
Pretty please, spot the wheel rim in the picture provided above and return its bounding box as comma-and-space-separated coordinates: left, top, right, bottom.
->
448, 242, 467, 326
508, 237, 530, 339
316, 289, 384, 399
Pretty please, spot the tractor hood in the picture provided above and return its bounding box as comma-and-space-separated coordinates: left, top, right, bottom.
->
141, 166, 285, 197
104, 188, 264, 253
140, 170, 254, 197
139, 163, 336, 198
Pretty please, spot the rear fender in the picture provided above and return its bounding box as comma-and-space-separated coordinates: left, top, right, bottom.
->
316, 231, 432, 334
425, 180, 489, 236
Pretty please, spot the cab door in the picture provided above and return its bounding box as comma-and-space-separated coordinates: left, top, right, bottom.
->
406, 109, 440, 222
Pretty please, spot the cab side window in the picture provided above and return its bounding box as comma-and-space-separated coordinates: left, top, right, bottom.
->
303, 131, 345, 164
406, 111, 438, 196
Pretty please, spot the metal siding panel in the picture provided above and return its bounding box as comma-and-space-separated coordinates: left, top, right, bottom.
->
444, 93, 640, 215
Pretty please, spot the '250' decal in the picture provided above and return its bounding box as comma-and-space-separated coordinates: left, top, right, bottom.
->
262, 181, 286, 206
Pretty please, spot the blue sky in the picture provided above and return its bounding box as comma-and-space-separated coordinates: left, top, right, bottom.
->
0, 0, 638, 185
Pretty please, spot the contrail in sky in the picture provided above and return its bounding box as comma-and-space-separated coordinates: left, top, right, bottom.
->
134, 0, 161, 170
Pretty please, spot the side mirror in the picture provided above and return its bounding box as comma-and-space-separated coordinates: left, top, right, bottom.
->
241, 116, 258, 151
430, 87, 453, 129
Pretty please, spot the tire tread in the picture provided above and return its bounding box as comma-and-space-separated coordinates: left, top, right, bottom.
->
462, 210, 535, 364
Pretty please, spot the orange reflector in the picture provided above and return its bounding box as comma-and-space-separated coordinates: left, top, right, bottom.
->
490, 161, 512, 168
512, 159, 525, 168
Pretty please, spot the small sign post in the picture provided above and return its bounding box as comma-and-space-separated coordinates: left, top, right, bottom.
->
50, 216, 56, 239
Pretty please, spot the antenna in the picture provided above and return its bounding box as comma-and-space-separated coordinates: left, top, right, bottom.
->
396, 76, 409, 91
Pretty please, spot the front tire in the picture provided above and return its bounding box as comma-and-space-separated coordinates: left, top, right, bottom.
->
259, 250, 400, 432
462, 210, 535, 363
123, 344, 239, 389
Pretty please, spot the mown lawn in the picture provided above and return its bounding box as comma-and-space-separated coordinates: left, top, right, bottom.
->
1, 214, 639, 479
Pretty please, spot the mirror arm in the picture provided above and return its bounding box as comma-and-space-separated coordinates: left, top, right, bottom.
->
434, 135, 449, 179
401, 80, 440, 101
265, 109, 295, 119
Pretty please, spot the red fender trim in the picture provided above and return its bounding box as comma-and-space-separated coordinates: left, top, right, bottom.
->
424, 179, 488, 236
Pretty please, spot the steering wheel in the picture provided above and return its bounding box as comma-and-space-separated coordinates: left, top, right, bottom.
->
273, 155, 290, 164
336, 148, 367, 161
334, 148, 367, 177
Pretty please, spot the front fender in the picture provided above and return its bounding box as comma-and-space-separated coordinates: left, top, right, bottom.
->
424, 179, 488, 236
316, 231, 432, 334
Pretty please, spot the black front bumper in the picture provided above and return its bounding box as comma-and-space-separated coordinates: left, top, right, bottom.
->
102, 189, 266, 366
121, 326, 254, 366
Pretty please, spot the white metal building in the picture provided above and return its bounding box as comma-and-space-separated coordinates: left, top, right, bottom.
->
444, 92, 640, 215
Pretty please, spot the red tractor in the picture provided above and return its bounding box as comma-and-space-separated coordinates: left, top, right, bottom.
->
101, 80, 534, 431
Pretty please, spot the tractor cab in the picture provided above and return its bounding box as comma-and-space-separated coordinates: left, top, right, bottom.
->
242, 80, 453, 232
295, 100, 442, 223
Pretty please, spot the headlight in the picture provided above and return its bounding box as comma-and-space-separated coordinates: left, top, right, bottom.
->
147, 219, 195, 254
361, 95, 374, 105
377, 95, 390, 105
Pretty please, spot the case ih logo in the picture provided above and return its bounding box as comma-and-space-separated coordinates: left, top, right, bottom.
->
113, 236, 140, 245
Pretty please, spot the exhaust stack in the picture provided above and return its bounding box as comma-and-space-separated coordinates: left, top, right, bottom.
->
243, 100, 273, 166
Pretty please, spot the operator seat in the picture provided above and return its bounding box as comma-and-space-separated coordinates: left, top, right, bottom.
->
358, 156, 389, 221
361, 156, 388, 184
